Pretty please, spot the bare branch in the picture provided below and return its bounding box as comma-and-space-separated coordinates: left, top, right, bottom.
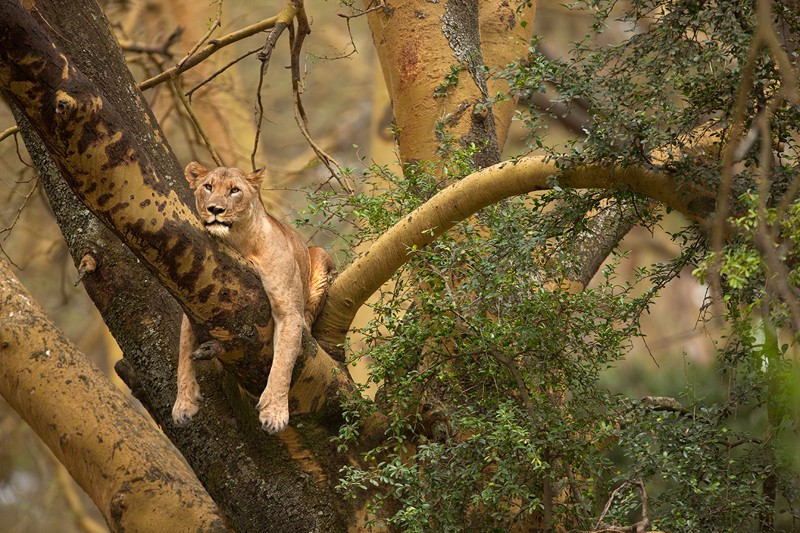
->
185, 45, 261, 100
169, 76, 224, 166
0, 125, 19, 142
251, 2, 297, 170
177, 0, 224, 69
591, 479, 650, 533
138, 15, 280, 91
118, 27, 184, 58
289, 3, 354, 194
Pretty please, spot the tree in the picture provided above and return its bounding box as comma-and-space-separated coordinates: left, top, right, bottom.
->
1, 0, 798, 531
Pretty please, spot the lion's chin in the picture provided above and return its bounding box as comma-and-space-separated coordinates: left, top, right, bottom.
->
205, 222, 231, 237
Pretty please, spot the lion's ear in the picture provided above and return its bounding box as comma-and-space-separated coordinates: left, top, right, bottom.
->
184, 162, 208, 189
247, 167, 266, 188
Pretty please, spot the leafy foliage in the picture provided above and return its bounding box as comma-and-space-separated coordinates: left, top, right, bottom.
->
324, 0, 800, 530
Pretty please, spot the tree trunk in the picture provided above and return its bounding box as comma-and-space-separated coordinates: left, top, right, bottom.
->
365, 0, 534, 167
1, 0, 356, 530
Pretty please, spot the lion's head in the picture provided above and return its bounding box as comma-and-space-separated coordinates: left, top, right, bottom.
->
184, 162, 265, 238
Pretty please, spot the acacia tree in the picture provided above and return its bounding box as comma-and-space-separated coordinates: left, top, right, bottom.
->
1, 0, 799, 531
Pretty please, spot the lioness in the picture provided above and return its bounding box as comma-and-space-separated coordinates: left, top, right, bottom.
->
172, 162, 336, 434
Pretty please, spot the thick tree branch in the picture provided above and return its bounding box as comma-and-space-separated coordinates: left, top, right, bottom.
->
0, 259, 226, 532
0, 0, 350, 405
2, 0, 355, 529
16, 108, 349, 532
315, 155, 717, 348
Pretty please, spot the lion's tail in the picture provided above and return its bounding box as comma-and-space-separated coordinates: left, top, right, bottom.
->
305, 247, 337, 326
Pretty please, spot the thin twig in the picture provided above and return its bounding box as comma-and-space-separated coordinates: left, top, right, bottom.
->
176, 0, 224, 69
118, 27, 184, 58
0, 125, 19, 142
0, 176, 38, 268
186, 45, 262, 100
1, 177, 39, 242
591, 479, 650, 533
139, 15, 279, 91
250, 2, 297, 171
288, 2, 354, 193
169, 77, 224, 166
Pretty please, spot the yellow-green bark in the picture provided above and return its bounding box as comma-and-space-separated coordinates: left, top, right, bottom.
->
0, 259, 226, 532
365, 0, 534, 167
315, 154, 716, 348
0, 0, 349, 410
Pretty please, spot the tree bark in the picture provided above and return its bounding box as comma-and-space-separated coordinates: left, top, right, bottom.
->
365, 0, 534, 167
0, 259, 227, 532
315, 155, 717, 348
1, 0, 356, 530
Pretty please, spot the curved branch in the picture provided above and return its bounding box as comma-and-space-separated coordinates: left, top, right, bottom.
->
314, 155, 717, 348
2, 1, 354, 528
0, 0, 350, 406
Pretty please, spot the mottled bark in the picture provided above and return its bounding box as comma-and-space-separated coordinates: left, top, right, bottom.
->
0, 259, 227, 532
365, 0, 534, 168
15, 122, 350, 532
1, 0, 355, 530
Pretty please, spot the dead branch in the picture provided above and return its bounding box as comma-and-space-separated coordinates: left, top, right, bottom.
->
591, 479, 650, 533
251, 1, 297, 170
169, 76, 224, 166
176, 0, 224, 69
289, 2, 354, 194
186, 45, 261, 100
0, 125, 19, 141
118, 27, 184, 58
139, 15, 280, 91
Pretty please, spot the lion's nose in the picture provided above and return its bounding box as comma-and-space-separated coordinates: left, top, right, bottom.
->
207, 205, 225, 215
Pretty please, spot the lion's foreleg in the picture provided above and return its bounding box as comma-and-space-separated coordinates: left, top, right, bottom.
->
256, 311, 304, 434
172, 314, 203, 425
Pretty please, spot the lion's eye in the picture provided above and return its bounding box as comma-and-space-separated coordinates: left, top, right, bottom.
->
203, 183, 212, 192
230, 187, 241, 195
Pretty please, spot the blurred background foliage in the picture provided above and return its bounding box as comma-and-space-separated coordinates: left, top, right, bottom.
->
1, 0, 799, 531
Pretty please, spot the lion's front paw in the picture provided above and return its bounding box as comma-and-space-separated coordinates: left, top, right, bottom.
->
256, 389, 289, 434
172, 392, 202, 426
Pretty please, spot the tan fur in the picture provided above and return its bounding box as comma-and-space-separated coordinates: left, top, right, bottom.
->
171, 162, 335, 433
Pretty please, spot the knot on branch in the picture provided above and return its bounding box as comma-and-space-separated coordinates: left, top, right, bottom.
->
54, 91, 77, 116
74, 252, 97, 286
191, 340, 225, 361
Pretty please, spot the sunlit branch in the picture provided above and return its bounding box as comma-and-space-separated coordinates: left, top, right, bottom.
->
314, 154, 717, 348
